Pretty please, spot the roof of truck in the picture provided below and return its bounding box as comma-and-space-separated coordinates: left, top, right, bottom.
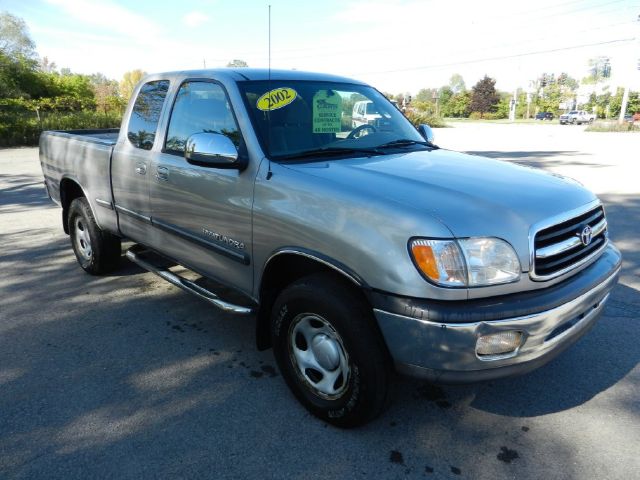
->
161, 68, 367, 85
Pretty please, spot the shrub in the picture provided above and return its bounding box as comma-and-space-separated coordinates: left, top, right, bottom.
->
0, 109, 121, 147
483, 112, 506, 120
403, 110, 448, 128
468, 111, 506, 120
585, 121, 639, 132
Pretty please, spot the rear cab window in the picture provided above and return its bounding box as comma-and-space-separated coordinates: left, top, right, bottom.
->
127, 80, 170, 150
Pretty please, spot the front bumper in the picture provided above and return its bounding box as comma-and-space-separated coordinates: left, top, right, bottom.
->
373, 244, 621, 383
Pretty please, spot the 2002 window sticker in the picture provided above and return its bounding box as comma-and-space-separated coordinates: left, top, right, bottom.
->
256, 87, 298, 111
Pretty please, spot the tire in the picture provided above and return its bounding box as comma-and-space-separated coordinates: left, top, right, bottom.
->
270, 272, 390, 428
68, 197, 121, 275
571, 118, 577, 125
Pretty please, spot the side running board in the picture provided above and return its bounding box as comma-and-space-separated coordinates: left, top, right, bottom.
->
126, 246, 254, 315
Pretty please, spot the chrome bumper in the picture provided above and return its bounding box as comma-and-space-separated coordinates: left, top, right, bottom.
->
374, 249, 620, 383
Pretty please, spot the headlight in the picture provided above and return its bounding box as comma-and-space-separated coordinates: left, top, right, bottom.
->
410, 237, 521, 287
409, 239, 467, 287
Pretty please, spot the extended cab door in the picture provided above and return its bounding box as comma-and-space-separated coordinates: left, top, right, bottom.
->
111, 79, 170, 242
147, 80, 254, 295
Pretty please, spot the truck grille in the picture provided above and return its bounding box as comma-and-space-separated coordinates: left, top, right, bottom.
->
533, 205, 607, 279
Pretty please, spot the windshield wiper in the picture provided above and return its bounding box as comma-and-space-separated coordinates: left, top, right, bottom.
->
276, 147, 383, 161
376, 139, 432, 149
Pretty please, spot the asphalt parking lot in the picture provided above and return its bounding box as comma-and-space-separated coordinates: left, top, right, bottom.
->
1, 123, 638, 479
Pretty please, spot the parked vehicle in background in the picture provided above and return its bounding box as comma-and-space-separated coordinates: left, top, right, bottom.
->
39, 68, 621, 427
535, 112, 554, 121
559, 111, 596, 125
352, 100, 382, 127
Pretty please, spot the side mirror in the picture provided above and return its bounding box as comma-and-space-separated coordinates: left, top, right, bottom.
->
418, 124, 435, 143
185, 132, 240, 168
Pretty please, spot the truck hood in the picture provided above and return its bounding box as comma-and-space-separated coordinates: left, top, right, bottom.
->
284, 149, 596, 268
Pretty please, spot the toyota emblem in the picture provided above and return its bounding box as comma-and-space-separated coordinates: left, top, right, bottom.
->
579, 225, 593, 246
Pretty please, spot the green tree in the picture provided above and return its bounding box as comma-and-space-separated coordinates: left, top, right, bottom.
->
470, 75, 500, 117
515, 90, 530, 118
430, 86, 454, 117
0, 11, 36, 59
442, 91, 471, 117
226, 59, 248, 67
89, 73, 123, 113
119, 69, 146, 102
449, 73, 466, 94
534, 72, 579, 115
605, 87, 639, 116
39, 56, 57, 73
494, 93, 511, 119
582, 56, 611, 85
415, 88, 436, 103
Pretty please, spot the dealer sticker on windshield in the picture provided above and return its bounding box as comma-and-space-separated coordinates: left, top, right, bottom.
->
256, 87, 297, 111
312, 90, 342, 133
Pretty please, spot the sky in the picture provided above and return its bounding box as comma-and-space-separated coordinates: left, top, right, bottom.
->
2, 0, 639, 94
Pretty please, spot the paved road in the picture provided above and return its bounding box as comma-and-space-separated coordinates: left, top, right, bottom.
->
1, 124, 638, 479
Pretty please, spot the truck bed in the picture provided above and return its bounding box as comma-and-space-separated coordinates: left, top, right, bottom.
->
39, 128, 120, 233
44, 128, 120, 145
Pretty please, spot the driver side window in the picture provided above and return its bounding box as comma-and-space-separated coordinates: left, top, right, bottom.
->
165, 81, 240, 155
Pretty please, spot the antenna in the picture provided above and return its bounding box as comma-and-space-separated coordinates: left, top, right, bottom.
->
266, 4, 273, 180
268, 4, 271, 77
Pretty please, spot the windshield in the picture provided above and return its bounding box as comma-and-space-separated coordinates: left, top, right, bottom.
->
238, 80, 425, 160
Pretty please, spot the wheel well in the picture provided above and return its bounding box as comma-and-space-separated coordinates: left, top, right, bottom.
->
255, 253, 369, 350
60, 178, 85, 234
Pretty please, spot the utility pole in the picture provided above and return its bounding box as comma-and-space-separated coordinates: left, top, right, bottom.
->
432, 90, 438, 117
509, 90, 517, 121
618, 87, 630, 123
618, 12, 640, 123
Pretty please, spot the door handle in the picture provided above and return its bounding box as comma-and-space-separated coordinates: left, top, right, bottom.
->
156, 166, 169, 181
135, 164, 147, 175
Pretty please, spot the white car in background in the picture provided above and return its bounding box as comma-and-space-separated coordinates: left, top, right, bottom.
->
559, 110, 596, 125
352, 100, 382, 127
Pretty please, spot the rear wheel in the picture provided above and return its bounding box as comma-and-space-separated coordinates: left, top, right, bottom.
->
68, 197, 121, 275
271, 273, 390, 428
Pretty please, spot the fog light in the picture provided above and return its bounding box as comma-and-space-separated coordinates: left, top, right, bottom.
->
476, 331, 523, 358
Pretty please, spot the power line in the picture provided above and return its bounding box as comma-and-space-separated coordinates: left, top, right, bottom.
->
196, 0, 636, 62
352, 37, 636, 76
197, 20, 634, 68
270, 21, 634, 63
517, 0, 631, 23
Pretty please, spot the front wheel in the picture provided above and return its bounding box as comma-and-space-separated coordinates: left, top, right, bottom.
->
68, 197, 121, 275
270, 273, 390, 428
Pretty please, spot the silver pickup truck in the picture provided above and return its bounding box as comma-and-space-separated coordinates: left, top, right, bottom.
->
40, 69, 621, 427
559, 110, 596, 125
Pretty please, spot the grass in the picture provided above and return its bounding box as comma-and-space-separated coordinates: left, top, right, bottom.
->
445, 117, 543, 124
585, 120, 639, 132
